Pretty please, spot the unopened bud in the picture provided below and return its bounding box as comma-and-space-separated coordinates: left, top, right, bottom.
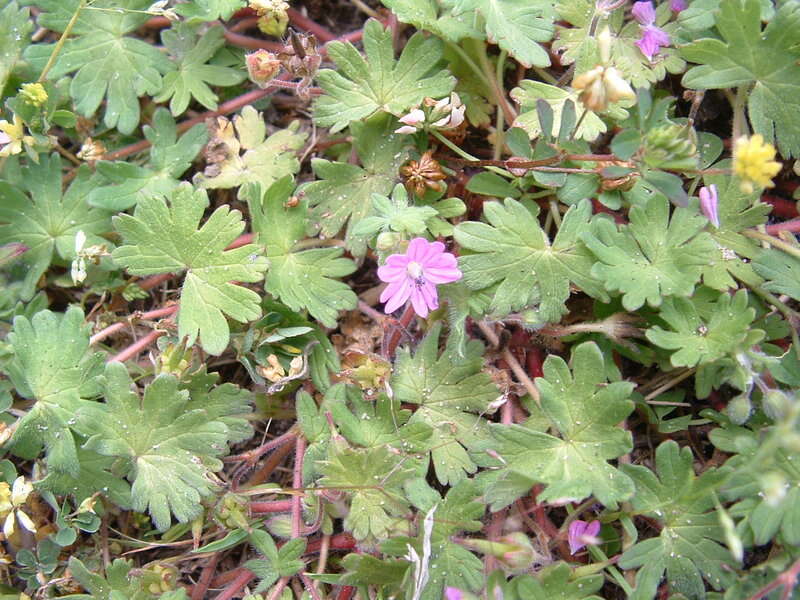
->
727, 394, 752, 425
246, 50, 282, 88
20, 83, 48, 107
762, 390, 792, 421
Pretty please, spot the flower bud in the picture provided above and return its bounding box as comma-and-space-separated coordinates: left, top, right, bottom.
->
20, 83, 48, 107
762, 390, 792, 421
572, 66, 635, 113
727, 394, 752, 425
246, 50, 282, 88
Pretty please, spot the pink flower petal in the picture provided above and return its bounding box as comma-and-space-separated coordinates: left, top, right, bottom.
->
424, 266, 462, 284
382, 279, 412, 313
632, 0, 656, 25
406, 237, 429, 261
385, 254, 410, 268
419, 281, 439, 311
377, 264, 407, 282
410, 287, 429, 317
636, 25, 670, 60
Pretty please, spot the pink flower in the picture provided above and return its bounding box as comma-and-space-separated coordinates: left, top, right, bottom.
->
444, 588, 463, 600
568, 520, 601, 555
377, 238, 462, 317
632, 1, 670, 60
699, 184, 719, 228
670, 0, 687, 11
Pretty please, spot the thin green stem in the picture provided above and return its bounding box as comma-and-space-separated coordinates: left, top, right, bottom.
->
743, 229, 800, 261
445, 41, 492, 91
38, 0, 86, 83
431, 130, 513, 178
730, 84, 751, 141
468, 38, 517, 124
492, 49, 508, 161
588, 545, 633, 596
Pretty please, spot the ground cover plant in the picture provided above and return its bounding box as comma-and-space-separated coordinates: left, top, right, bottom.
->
1, 0, 800, 598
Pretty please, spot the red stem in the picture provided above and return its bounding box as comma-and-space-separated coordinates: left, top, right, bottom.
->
287, 7, 336, 42
224, 30, 283, 51
292, 436, 306, 538
250, 500, 293, 514
108, 330, 164, 363
214, 568, 255, 600
766, 218, 800, 234
90, 304, 178, 345
191, 553, 220, 600
336, 586, 356, 600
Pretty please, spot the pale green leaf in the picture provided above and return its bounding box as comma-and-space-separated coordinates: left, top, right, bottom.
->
0, 2, 33, 92
247, 177, 357, 327
455, 198, 607, 322
193, 106, 307, 196
24, 0, 173, 134
313, 18, 455, 132
111, 184, 268, 355
155, 24, 245, 115
0, 154, 111, 300
582, 196, 717, 311
391, 324, 499, 485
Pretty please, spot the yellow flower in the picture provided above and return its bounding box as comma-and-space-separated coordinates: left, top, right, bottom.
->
0, 114, 34, 157
733, 134, 782, 193
20, 82, 48, 107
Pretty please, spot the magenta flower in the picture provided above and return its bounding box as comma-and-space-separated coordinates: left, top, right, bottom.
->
377, 238, 462, 317
699, 184, 719, 228
632, 1, 670, 60
670, 0, 687, 11
568, 520, 601, 555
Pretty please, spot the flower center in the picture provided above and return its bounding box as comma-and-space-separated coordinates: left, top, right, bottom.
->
406, 261, 425, 287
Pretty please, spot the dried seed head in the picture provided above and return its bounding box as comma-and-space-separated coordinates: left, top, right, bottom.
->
400, 150, 447, 197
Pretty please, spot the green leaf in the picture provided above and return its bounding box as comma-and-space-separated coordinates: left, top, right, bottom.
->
645, 290, 765, 368
76, 362, 250, 530
111, 183, 268, 355
0, 2, 33, 92
391, 324, 500, 485
753, 250, 800, 302
582, 196, 717, 311
193, 106, 307, 196
352, 184, 439, 238
381, 0, 482, 42
35, 448, 131, 509
511, 81, 610, 142
477, 342, 635, 507
313, 18, 455, 132
453, 0, 556, 67
710, 423, 800, 546
619, 441, 735, 599
681, 0, 800, 156
0, 154, 111, 300
24, 0, 173, 134
553, 0, 685, 88
514, 562, 604, 599
303, 114, 411, 256
455, 198, 607, 322
331, 391, 432, 453
66, 557, 154, 600
174, 0, 245, 22
246, 178, 357, 327
155, 24, 245, 115
3, 306, 104, 475
87, 108, 208, 211
245, 530, 306, 593
699, 166, 769, 290
317, 442, 417, 541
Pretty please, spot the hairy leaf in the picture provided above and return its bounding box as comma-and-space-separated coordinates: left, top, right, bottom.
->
619, 441, 735, 599
582, 196, 716, 311
313, 18, 455, 132
455, 198, 607, 323
111, 184, 268, 355
245, 530, 306, 593
87, 108, 208, 211
24, 0, 173, 134
76, 362, 251, 530
194, 106, 307, 196
645, 290, 765, 368
3, 306, 104, 475
155, 24, 245, 115
681, 0, 800, 156
303, 114, 410, 256
247, 177, 357, 327
0, 2, 33, 92
391, 324, 499, 485
0, 154, 111, 300
477, 342, 635, 507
